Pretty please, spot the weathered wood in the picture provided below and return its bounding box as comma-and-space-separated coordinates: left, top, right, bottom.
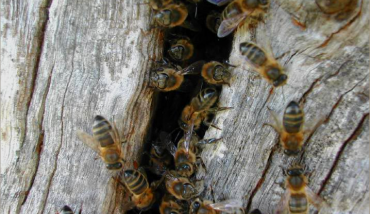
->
1, 0, 161, 213
199, 0, 369, 214
1, 0, 369, 214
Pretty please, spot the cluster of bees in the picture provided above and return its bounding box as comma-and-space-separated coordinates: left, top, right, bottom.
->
58, 0, 359, 213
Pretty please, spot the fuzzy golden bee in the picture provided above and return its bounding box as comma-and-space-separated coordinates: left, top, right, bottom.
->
164, 170, 201, 200
168, 36, 194, 62
150, 59, 205, 92
266, 101, 323, 156
154, 3, 188, 28
239, 42, 288, 87
178, 88, 231, 132
207, 0, 270, 37
76, 115, 125, 170
189, 198, 245, 214
122, 168, 159, 211
166, 133, 221, 177
275, 165, 328, 214
202, 61, 232, 86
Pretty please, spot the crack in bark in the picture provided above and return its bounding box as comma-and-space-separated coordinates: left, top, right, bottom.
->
245, 142, 279, 213
19, 64, 54, 208
317, 0, 363, 48
317, 113, 369, 195
299, 74, 325, 105
21, 0, 53, 151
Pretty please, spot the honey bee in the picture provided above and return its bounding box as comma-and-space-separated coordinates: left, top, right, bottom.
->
315, 0, 358, 20
76, 115, 125, 170
150, 59, 205, 92
168, 36, 194, 62
154, 3, 188, 28
164, 170, 201, 200
266, 101, 323, 156
209, 0, 270, 38
275, 165, 327, 214
178, 88, 232, 131
189, 198, 245, 214
201, 61, 232, 86
122, 168, 159, 210
206, 11, 222, 34
159, 194, 188, 214
166, 133, 221, 177
239, 42, 287, 87
149, 0, 172, 10
145, 132, 173, 175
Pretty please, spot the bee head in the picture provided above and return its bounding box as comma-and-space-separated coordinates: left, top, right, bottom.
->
168, 45, 185, 61
214, 65, 231, 84
151, 72, 169, 90
190, 199, 202, 214
176, 163, 194, 177
154, 9, 171, 26
287, 166, 304, 176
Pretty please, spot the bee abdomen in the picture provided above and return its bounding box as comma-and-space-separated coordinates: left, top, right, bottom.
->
93, 115, 115, 147
192, 88, 218, 111
289, 194, 308, 213
283, 101, 304, 133
123, 169, 149, 195
239, 42, 267, 67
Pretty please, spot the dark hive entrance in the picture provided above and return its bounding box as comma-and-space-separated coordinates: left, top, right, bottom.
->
128, 2, 233, 213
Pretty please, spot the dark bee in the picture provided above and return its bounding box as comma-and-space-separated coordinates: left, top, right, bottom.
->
240, 42, 287, 87
201, 61, 232, 86
76, 115, 125, 170
159, 194, 188, 214
168, 36, 194, 62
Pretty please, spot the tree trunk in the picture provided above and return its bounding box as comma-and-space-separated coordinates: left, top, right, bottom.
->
1, 0, 368, 214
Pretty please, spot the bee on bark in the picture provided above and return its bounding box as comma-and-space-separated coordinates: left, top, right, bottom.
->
201, 61, 233, 86
166, 133, 221, 177
239, 42, 288, 87
167, 36, 194, 62
159, 194, 188, 214
266, 101, 323, 156
154, 3, 188, 28
315, 0, 359, 20
150, 59, 205, 92
206, 11, 222, 34
206, 0, 270, 37
122, 168, 160, 211
189, 198, 245, 214
76, 115, 125, 170
178, 88, 232, 132
164, 170, 201, 200
275, 165, 328, 214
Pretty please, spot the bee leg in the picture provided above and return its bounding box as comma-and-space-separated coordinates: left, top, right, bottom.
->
207, 106, 233, 113
196, 156, 207, 173
198, 137, 222, 145
203, 120, 222, 130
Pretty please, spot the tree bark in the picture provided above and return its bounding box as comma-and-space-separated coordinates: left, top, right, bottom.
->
1, 0, 368, 214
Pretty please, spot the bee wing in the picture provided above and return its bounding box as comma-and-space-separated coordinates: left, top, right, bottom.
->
183, 120, 195, 153
305, 186, 326, 210
208, 199, 244, 213
76, 130, 101, 154
274, 191, 291, 214
206, 0, 233, 6
165, 139, 177, 157
217, 12, 248, 38
181, 60, 206, 75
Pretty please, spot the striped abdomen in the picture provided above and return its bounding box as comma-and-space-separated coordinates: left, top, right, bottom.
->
289, 193, 308, 214
93, 115, 115, 147
283, 101, 304, 134
239, 42, 267, 67
191, 88, 218, 112
123, 169, 149, 195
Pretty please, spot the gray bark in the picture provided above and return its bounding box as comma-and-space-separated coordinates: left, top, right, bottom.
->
1, 0, 368, 214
